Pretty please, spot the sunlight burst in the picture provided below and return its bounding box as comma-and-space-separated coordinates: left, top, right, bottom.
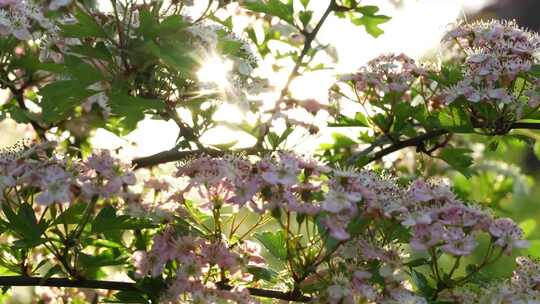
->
197, 56, 232, 89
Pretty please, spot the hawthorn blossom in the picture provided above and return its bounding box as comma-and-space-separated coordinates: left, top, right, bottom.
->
489, 217, 530, 254
35, 165, 73, 205
441, 229, 477, 256
399, 179, 528, 258
320, 214, 351, 240
0, 0, 19, 8
82, 150, 136, 198
0, 175, 15, 192
409, 223, 443, 251
440, 20, 540, 119
341, 53, 426, 104
49, 0, 71, 10
132, 251, 149, 279
260, 155, 299, 186
471, 256, 540, 302
0, 1, 56, 40
321, 187, 361, 213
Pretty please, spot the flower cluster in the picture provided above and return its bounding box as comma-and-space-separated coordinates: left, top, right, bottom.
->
0, 141, 534, 303
175, 155, 529, 251
176, 153, 328, 214
441, 20, 540, 112
447, 256, 540, 303
132, 228, 260, 304
0, 141, 136, 206
403, 180, 528, 256
340, 53, 427, 103
314, 239, 428, 304
0, 0, 61, 40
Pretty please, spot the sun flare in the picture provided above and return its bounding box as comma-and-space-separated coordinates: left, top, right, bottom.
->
196, 56, 232, 89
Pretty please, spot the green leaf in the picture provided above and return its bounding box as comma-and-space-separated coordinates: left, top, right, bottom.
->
78, 250, 126, 279
78, 251, 125, 268
42, 265, 65, 279
61, 8, 107, 38
267, 132, 280, 149
351, 6, 390, 38
138, 9, 159, 39
347, 217, 368, 236
299, 10, 313, 28
92, 205, 156, 233
0, 102, 31, 123
3, 203, 47, 247
158, 15, 189, 34
243, 0, 295, 25
40, 80, 94, 123
106, 291, 148, 303
528, 240, 540, 257
143, 41, 195, 74
64, 55, 104, 85
438, 147, 474, 177
53, 202, 87, 225
209, 141, 238, 150
68, 42, 112, 61
247, 266, 279, 282
410, 269, 435, 299
520, 219, 537, 238
405, 258, 430, 267
255, 231, 288, 261
329, 112, 369, 127
438, 106, 474, 133
107, 91, 165, 135
534, 141, 540, 160
529, 64, 540, 77
331, 133, 356, 148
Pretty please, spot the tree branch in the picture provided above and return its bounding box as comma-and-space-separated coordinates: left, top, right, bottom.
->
8, 88, 47, 141
255, 0, 337, 148
279, 0, 336, 97
132, 149, 210, 169
510, 122, 540, 130
0, 276, 139, 291
132, 147, 260, 169
347, 122, 540, 166
134, 122, 540, 169
0, 276, 312, 302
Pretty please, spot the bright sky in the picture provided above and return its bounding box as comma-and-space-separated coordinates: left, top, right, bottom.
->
1, 0, 492, 157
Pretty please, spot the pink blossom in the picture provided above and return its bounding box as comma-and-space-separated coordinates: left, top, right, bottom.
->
489, 218, 530, 254
201, 242, 240, 270
296, 98, 329, 114
260, 156, 299, 186
132, 251, 149, 278
322, 188, 361, 213
0, 0, 19, 8
488, 88, 512, 103
441, 234, 477, 256
408, 180, 434, 202
171, 236, 198, 263
144, 178, 170, 192
228, 177, 260, 206
410, 223, 444, 251
49, 0, 72, 10
239, 240, 265, 266
344, 53, 422, 102
320, 215, 351, 240
0, 175, 15, 192
35, 166, 73, 205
